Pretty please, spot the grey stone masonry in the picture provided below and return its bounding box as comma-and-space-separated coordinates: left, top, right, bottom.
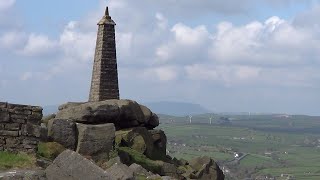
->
0, 102, 43, 153
89, 7, 120, 102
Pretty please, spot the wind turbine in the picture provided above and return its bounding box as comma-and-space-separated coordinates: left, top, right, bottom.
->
189, 115, 192, 124
209, 115, 213, 125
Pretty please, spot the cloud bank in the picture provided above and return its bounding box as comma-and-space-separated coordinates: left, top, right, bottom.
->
0, 0, 319, 114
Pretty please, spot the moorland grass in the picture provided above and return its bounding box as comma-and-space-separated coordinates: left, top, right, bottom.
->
0, 151, 35, 170
37, 142, 65, 160
117, 147, 162, 174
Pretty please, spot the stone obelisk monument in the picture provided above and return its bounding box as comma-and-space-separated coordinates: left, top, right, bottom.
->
89, 7, 120, 101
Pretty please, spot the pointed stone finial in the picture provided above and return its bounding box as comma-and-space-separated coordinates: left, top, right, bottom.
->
98, 6, 115, 25
105, 6, 109, 16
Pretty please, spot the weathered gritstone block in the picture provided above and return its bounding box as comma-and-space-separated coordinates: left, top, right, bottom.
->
76, 123, 115, 158
45, 150, 113, 180
0, 102, 43, 153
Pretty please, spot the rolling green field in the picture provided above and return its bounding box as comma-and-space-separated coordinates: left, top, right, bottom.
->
158, 114, 320, 179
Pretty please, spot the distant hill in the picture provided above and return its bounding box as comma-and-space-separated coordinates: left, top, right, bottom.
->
43, 101, 210, 116
145, 101, 210, 116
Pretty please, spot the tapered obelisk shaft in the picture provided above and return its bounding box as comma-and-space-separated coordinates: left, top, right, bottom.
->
89, 7, 120, 101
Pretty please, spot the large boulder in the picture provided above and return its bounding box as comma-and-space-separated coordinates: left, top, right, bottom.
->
160, 162, 178, 177
47, 119, 77, 150
0, 170, 46, 180
139, 105, 159, 128
101, 156, 122, 170
116, 127, 152, 155
45, 150, 113, 180
188, 156, 224, 180
149, 129, 167, 158
139, 105, 152, 123
129, 163, 154, 177
147, 113, 160, 129
55, 100, 159, 129
117, 147, 163, 174
76, 123, 115, 160
41, 114, 55, 126
56, 101, 120, 124
116, 127, 167, 161
116, 100, 145, 125
105, 163, 134, 180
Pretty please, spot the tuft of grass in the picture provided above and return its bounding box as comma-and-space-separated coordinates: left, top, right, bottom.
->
108, 148, 119, 159
0, 151, 35, 170
37, 142, 65, 160
118, 147, 163, 174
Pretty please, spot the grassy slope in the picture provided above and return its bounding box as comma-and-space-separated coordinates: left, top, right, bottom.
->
0, 151, 35, 170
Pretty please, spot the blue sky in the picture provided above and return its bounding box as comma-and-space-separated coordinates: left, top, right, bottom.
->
0, 0, 320, 115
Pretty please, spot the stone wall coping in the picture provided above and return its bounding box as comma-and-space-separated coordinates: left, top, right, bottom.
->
0, 102, 43, 111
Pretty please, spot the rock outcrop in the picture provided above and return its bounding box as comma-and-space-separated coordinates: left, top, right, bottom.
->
105, 163, 134, 180
188, 156, 225, 179
76, 123, 115, 160
54, 100, 159, 129
46, 100, 160, 159
45, 150, 113, 180
115, 127, 167, 161
37, 99, 224, 180
47, 119, 76, 150
0, 170, 46, 180
129, 163, 154, 177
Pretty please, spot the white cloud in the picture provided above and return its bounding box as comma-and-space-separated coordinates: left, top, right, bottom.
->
172, 23, 210, 46
149, 13, 320, 88
185, 64, 261, 85
0, 0, 15, 11
209, 16, 320, 66
156, 45, 170, 62
0, 31, 26, 49
1, 2, 319, 86
155, 23, 210, 64
108, 0, 127, 9
29, 21, 97, 80
120, 65, 179, 82
156, 13, 168, 30
259, 67, 319, 88
59, 21, 96, 62
210, 21, 263, 64
1, 0, 320, 114
150, 66, 179, 81
143, 0, 252, 16
154, 14, 320, 70
116, 32, 133, 58
20, 34, 57, 56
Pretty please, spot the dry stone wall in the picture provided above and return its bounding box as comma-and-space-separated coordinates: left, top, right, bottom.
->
0, 102, 43, 153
